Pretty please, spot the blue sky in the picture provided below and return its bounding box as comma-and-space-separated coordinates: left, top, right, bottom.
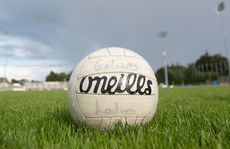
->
0, 0, 230, 81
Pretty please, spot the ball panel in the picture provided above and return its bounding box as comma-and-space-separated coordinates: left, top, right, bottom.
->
88, 47, 144, 59
85, 117, 146, 129
75, 57, 156, 81
85, 118, 111, 129
122, 48, 145, 59
76, 94, 157, 118
76, 73, 156, 95
105, 47, 125, 56
88, 48, 111, 59
68, 72, 86, 124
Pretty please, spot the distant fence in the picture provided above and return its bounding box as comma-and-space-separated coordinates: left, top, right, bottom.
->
157, 61, 230, 85
0, 81, 68, 91
192, 61, 229, 76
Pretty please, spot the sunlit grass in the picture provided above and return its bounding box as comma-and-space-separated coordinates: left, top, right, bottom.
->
0, 86, 230, 148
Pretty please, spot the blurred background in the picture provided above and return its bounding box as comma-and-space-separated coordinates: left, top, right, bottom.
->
0, 0, 230, 90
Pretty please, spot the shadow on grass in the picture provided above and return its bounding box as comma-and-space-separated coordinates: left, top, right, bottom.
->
50, 105, 155, 134
52, 107, 73, 124
214, 96, 230, 102
0, 130, 3, 147
51, 105, 90, 132
204, 96, 230, 102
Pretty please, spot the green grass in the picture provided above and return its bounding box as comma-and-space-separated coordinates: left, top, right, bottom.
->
0, 86, 230, 149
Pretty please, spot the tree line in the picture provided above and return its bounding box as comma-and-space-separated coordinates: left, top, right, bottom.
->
45, 71, 72, 82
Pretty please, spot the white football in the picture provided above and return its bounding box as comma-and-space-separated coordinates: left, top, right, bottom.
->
68, 47, 158, 129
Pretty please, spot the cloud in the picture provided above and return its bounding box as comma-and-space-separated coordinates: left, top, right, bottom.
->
0, 36, 73, 81
0, 37, 52, 59
0, 59, 72, 81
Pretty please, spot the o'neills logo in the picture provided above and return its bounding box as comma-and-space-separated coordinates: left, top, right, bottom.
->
79, 73, 152, 95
